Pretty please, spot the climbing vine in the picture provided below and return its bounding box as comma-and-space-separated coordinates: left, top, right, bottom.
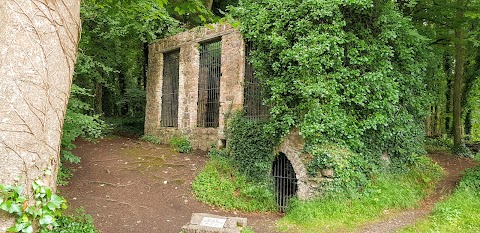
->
228, 114, 278, 182
0, 181, 67, 233
229, 0, 430, 193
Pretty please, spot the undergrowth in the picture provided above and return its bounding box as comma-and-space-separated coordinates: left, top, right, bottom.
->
0, 179, 98, 233
400, 166, 480, 233
277, 156, 442, 233
192, 149, 276, 212
51, 208, 98, 233
140, 135, 162, 144
170, 136, 193, 153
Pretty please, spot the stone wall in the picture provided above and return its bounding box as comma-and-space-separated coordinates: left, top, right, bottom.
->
278, 130, 332, 200
145, 23, 245, 150
145, 24, 327, 200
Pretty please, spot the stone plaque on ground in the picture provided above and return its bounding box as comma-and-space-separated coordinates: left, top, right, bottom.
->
181, 213, 247, 233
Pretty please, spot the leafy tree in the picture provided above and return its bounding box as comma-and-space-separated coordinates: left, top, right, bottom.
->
74, 0, 181, 132
405, 0, 480, 146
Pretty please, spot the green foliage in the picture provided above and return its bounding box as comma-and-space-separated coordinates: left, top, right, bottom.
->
278, 157, 441, 232
468, 77, 480, 141
474, 152, 480, 162
228, 115, 277, 182
0, 181, 67, 233
425, 136, 453, 152
192, 150, 276, 212
450, 143, 473, 158
170, 136, 192, 153
306, 144, 376, 195
141, 135, 162, 144
166, 0, 218, 26
400, 166, 480, 233
240, 227, 255, 233
105, 117, 144, 136
50, 209, 98, 233
62, 85, 108, 161
229, 0, 430, 196
56, 166, 73, 187
60, 85, 109, 185
74, 0, 183, 132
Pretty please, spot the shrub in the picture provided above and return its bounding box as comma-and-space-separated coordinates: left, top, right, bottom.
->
51, 209, 98, 233
60, 85, 109, 185
170, 136, 193, 153
306, 144, 376, 196
228, 115, 277, 182
192, 150, 276, 212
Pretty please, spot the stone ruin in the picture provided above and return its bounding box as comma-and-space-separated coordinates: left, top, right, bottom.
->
145, 23, 245, 151
145, 23, 332, 208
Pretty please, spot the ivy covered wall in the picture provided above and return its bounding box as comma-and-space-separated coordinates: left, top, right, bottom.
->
227, 0, 431, 194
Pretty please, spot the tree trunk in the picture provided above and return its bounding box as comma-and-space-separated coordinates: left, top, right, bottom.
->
453, 0, 465, 147
143, 42, 149, 90
0, 0, 80, 230
205, 0, 214, 10
95, 81, 103, 115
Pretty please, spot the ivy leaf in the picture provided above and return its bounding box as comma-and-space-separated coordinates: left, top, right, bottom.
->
23, 225, 33, 233
39, 215, 54, 225
7, 203, 23, 215
49, 194, 64, 209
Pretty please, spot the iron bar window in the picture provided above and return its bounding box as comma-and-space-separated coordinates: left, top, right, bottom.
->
197, 39, 221, 128
161, 50, 180, 127
243, 42, 269, 120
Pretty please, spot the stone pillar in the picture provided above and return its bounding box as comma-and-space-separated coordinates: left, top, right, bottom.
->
180, 42, 200, 131
145, 44, 163, 135
218, 31, 245, 138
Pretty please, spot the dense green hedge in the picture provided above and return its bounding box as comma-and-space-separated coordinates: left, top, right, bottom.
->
228, 115, 277, 182
228, 0, 430, 193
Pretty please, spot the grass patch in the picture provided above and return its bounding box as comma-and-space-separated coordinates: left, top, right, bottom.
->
241, 227, 255, 233
51, 208, 98, 233
474, 152, 480, 162
141, 135, 162, 144
400, 166, 480, 233
277, 156, 442, 233
192, 149, 276, 212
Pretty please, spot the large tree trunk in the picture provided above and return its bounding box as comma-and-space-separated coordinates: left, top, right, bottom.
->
453, 1, 465, 147
0, 0, 80, 230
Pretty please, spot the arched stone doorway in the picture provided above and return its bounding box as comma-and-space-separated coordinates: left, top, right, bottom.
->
272, 152, 298, 212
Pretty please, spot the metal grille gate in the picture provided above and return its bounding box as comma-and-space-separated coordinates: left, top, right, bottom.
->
161, 50, 180, 127
197, 40, 221, 128
243, 42, 269, 120
272, 153, 298, 212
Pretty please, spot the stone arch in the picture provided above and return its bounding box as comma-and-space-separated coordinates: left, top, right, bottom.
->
277, 130, 311, 200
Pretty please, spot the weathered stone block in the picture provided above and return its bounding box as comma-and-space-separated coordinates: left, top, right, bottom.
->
182, 213, 247, 233
322, 169, 334, 178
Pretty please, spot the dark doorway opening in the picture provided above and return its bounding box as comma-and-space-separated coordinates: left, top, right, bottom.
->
161, 50, 180, 127
197, 39, 221, 128
272, 152, 298, 212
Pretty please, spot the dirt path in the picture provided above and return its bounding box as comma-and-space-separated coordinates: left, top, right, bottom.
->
358, 152, 478, 233
59, 137, 280, 233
